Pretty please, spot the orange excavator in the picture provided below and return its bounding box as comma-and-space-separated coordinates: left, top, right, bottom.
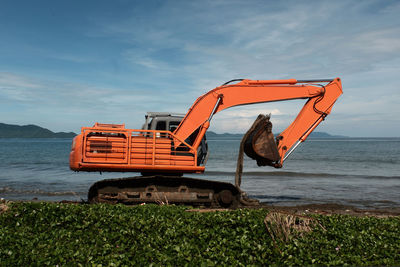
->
70, 78, 342, 207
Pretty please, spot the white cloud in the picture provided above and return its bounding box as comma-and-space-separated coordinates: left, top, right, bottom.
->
0, 72, 182, 131
0, 73, 44, 101
0, 72, 41, 89
209, 101, 305, 134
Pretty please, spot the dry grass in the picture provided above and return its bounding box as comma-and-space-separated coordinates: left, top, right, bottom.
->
0, 203, 9, 214
264, 211, 325, 243
154, 193, 169, 205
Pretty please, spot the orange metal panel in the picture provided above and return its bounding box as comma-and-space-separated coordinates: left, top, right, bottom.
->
71, 126, 198, 172
74, 162, 205, 173
173, 79, 340, 147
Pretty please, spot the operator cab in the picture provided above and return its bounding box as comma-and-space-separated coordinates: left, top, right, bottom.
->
142, 112, 185, 133
141, 112, 209, 166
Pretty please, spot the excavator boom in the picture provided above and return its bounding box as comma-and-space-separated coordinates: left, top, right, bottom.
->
173, 78, 342, 165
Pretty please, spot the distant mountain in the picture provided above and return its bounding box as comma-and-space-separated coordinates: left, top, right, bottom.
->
0, 123, 76, 138
206, 131, 346, 139
206, 131, 243, 139
308, 132, 346, 138
0, 122, 345, 139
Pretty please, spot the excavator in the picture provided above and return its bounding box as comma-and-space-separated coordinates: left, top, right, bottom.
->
70, 78, 342, 208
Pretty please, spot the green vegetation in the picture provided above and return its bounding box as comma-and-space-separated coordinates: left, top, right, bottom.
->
0, 202, 399, 266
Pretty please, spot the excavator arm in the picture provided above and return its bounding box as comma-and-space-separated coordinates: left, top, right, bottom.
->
174, 78, 342, 166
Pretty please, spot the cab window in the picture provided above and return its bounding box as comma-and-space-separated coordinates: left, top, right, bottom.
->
156, 121, 166, 130
169, 121, 180, 132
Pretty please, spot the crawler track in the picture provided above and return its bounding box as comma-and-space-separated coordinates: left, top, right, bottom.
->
88, 176, 259, 208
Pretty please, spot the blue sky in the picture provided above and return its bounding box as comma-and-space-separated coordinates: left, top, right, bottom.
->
0, 0, 399, 137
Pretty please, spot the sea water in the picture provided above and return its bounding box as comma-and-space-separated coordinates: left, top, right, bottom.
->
0, 138, 399, 209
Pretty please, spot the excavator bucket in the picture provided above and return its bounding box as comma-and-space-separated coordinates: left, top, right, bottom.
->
243, 114, 280, 166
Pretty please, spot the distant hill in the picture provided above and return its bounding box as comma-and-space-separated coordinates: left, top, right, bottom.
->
0, 123, 76, 138
206, 131, 243, 139
206, 131, 346, 139
308, 132, 346, 138
0, 122, 345, 139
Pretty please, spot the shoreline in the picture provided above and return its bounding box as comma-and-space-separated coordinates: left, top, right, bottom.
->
2, 199, 399, 217
263, 203, 400, 217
